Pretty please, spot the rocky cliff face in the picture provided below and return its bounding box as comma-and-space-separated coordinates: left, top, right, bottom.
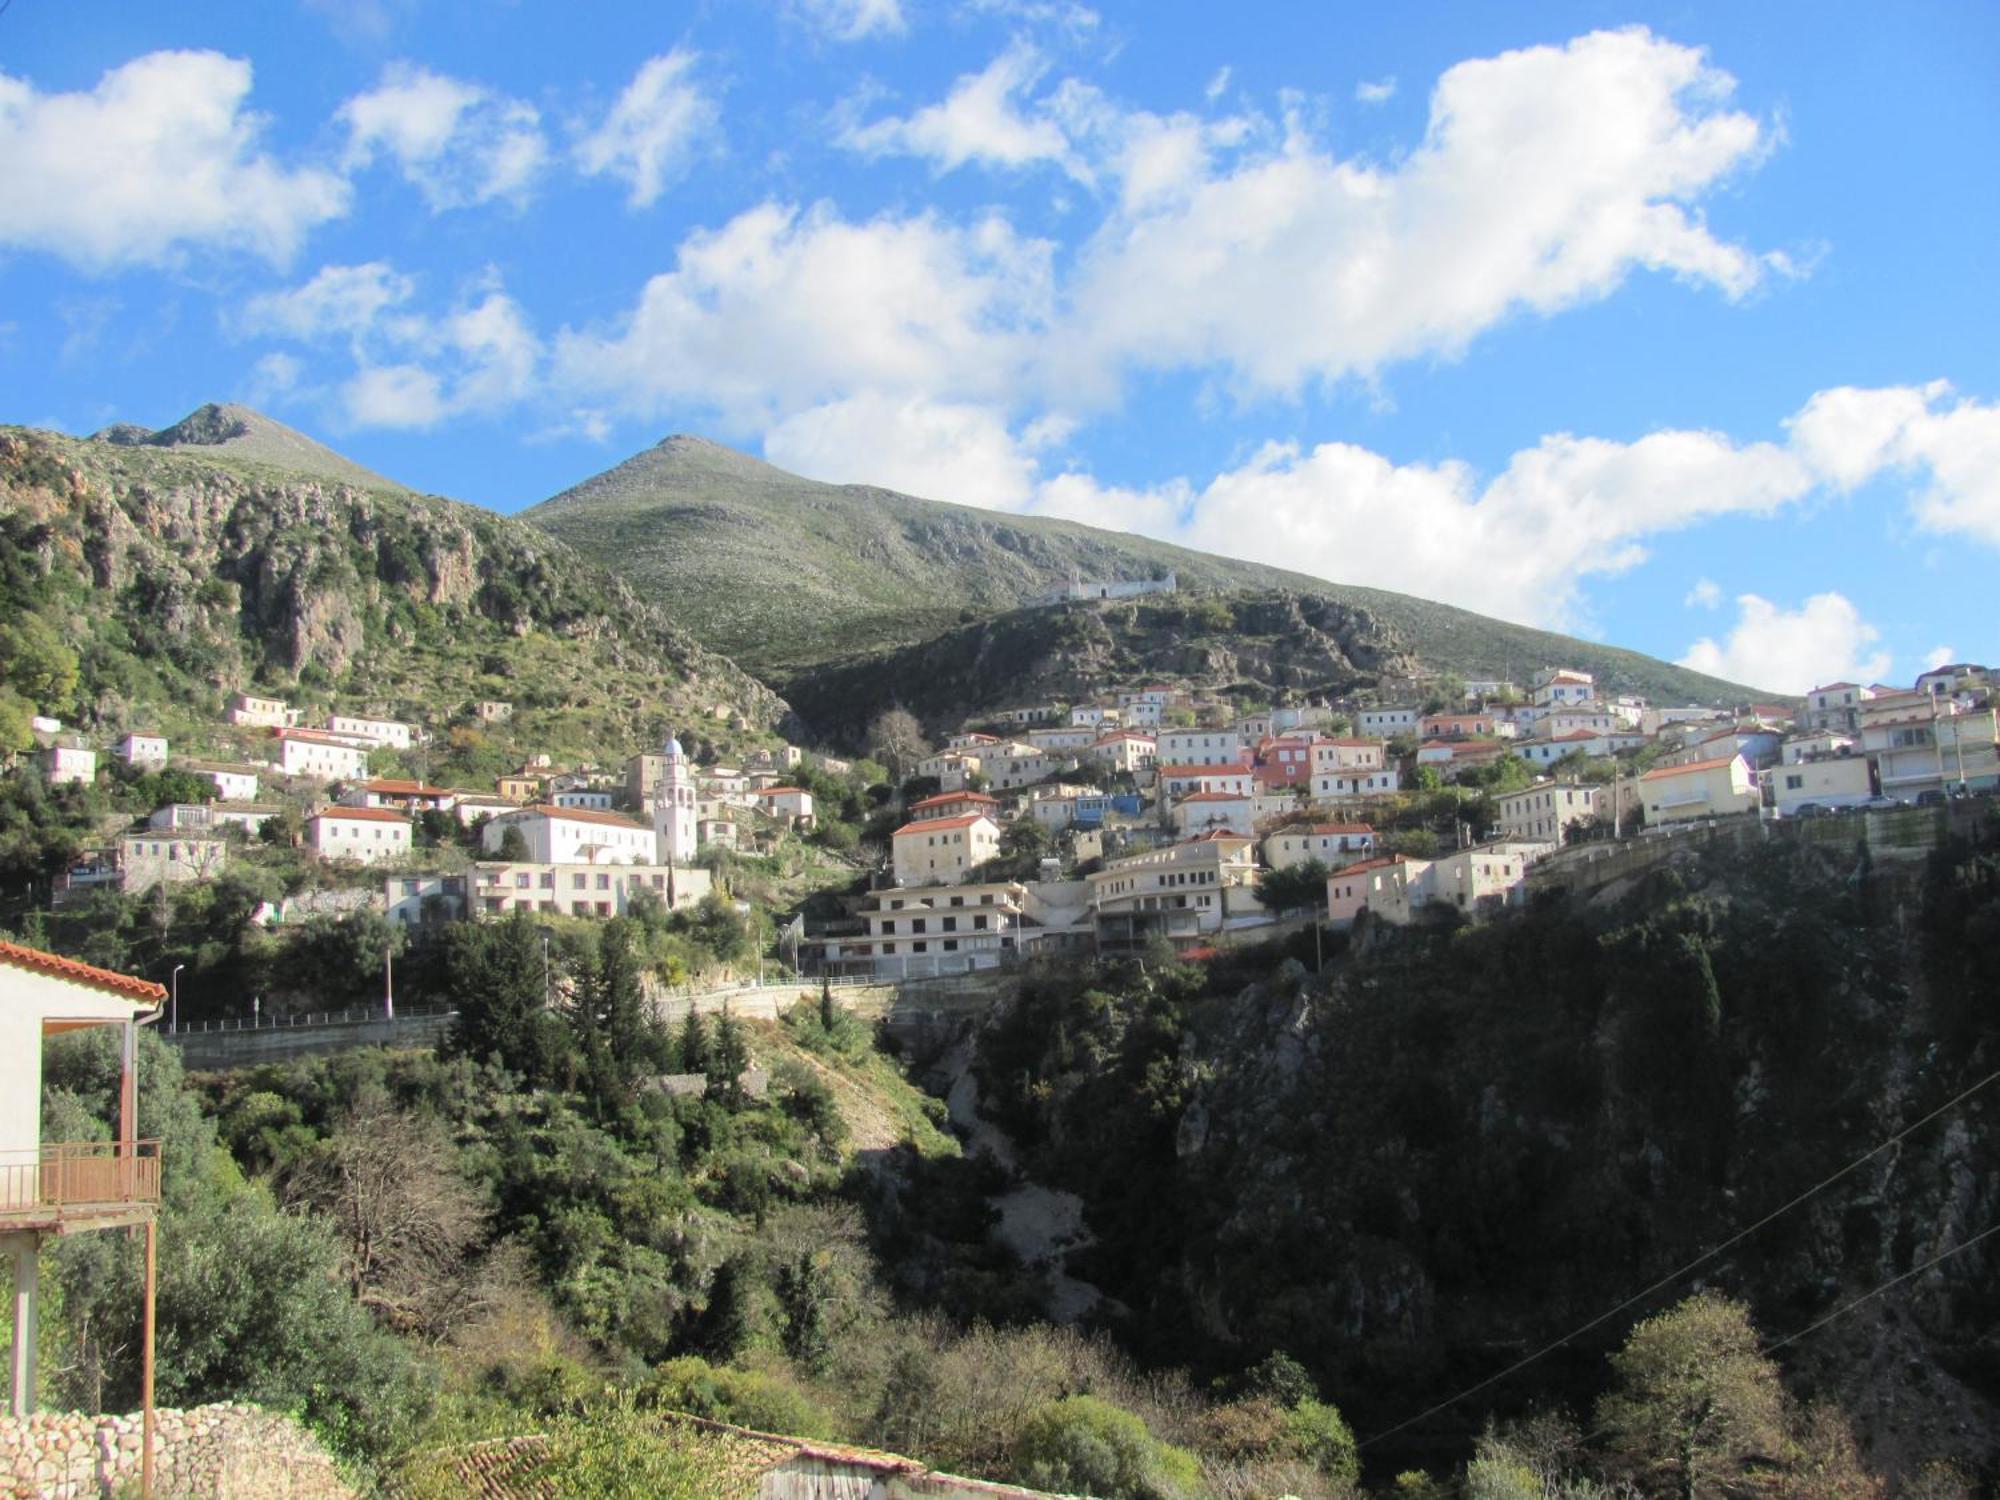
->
0, 425, 784, 739
782, 592, 1423, 744
973, 831, 2000, 1481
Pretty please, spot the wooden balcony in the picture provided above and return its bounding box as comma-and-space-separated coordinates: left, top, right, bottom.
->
0, 1141, 161, 1234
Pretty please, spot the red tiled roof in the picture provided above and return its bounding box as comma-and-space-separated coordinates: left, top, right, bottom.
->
0, 939, 166, 1002
1303, 823, 1374, 835
892, 813, 997, 837
361, 778, 452, 796
1331, 854, 1411, 878
1177, 790, 1252, 803
273, 727, 366, 747
909, 792, 998, 811
1642, 755, 1741, 780
310, 805, 410, 825
1156, 762, 1253, 778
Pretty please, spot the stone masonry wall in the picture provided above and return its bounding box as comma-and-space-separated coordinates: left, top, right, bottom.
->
0, 1403, 354, 1500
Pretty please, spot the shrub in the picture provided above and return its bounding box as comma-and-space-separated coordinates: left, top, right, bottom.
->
638, 1355, 835, 1440
1284, 1398, 1359, 1484
1011, 1394, 1201, 1500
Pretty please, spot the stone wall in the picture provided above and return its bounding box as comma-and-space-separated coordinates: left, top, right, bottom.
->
0, 1403, 354, 1499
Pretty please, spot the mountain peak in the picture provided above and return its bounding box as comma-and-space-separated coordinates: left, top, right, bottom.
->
90, 403, 409, 493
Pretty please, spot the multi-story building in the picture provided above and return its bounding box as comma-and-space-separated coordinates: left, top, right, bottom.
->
341, 778, 457, 813
1026, 727, 1097, 753
1762, 756, 1876, 815
1311, 766, 1402, 799
117, 831, 227, 893
305, 807, 413, 865
273, 728, 371, 782
1803, 682, 1875, 734
1860, 703, 1999, 800
384, 873, 471, 927
1081, 731, 1157, 776
1493, 782, 1608, 844
117, 733, 168, 769
1638, 755, 1758, 825
1090, 832, 1260, 951
469, 860, 712, 919
483, 805, 659, 864
1263, 823, 1376, 872
180, 760, 260, 802
39, 745, 96, 786
818, 881, 1033, 977
1358, 706, 1419, 737
1156, 763, 1256, 801
891, 813, 1003, 886
1530, 669, 1597, 709
326, 714, 415, 750
226, 692, 298, 728
1169, 790, 1256, 839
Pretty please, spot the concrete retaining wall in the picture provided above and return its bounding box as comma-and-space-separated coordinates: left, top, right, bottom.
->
168, 1012, 454, 1071
0, 1402, 353, 1498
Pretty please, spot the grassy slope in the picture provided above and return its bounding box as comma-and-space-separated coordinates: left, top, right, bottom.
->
526, 437, 1765, 704
97, 402, 411, 493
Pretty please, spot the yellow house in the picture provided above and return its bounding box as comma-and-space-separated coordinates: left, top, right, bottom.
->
1639, 754, 1757, 825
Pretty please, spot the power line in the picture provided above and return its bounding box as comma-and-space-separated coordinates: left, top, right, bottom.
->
1360, 1064, 2000, 1449
1764, 1220, 2000, 1358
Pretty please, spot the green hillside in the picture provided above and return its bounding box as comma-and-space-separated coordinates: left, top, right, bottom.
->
0, 419, 784, 764
525, 435, 1764, 704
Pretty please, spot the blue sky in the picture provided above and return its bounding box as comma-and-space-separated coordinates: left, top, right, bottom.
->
2, 1, 1996, 692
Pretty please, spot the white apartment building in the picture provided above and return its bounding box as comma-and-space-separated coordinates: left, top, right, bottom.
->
1804, 682, 1876, 734
1027, 727, 1097, 753
1763, 756, 1876, 815
891, 813, 1003, 886
274, 729, 371, 782
1263, 823, 1377, 872
1860, 703, 1999, 799
1157, 728, 1244, 766
182, 761, 260, 802
1082, 732, 1157, 775
1309, 739, 1387, 775
117, 733, 168, 768
1358, 706, 1419, 737
1157, 763, 1256, 800
1090, 832, 1261, 950
306, 807, 413, 865
821, 881, 1028, 977
1639, 755, 1758, 825
552, 787, 616, 812
471, 860, 712, 919
982, 745, 1072, 791
1311, 767, 1402, 799
326, 714, 415, 750
226, 693, 298, 728
40, 745, 96, 786
482, 805, 659, 864
1493, 782, 1607, 844
1530, 670, 1597, 709
1170, 790, 1256, 839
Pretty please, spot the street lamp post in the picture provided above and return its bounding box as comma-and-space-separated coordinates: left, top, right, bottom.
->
170, 964, 184, 1035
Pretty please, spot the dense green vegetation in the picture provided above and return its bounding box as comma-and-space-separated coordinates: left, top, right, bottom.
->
973, 815, 2000, 1489
525, 433, 1763, 704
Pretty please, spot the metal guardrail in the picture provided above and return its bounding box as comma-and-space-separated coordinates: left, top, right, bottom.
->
0, 1140, 162, 1222
165, 1004, 455, 1036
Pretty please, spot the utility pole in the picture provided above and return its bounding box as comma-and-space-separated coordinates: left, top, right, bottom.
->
169, 964, 184, 1035
383, 942, 394, 1021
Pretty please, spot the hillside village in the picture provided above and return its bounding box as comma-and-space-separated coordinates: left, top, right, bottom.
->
12, 656, 1994, 1010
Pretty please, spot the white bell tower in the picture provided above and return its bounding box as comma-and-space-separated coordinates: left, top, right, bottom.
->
652, 735, 697, 866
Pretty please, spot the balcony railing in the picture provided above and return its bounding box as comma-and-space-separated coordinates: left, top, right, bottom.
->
0, 1141, 162, 1226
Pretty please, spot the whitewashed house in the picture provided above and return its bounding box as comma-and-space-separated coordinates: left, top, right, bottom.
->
326, 714, 415, 750
305, 807, 413, 865
39, 745, 95, 786
274, 729, 371, 782
482, 805, 659, 864
117, 734, 168, 769
1264, 823, 1377, 872
891, 814, 1003, 886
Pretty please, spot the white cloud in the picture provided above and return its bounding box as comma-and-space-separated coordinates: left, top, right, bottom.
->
553, 202, 1053, 431
244, 351, 303, 403
790, 0, 906, 41
242, 262, 540, 430
0, 50, 347, 269
841, 44, 1077, 175
765, 394, 1039, 508
1678, 593, 1890, 693
1923, 645, 1957, 672
1054, 26, 1777, 402
574, 50, 718, 209
338, 63, 549, 210
1355, 76, 1397, 105
240, 261, 416, 342
1205, 67, 1232, 103
1789, 381, 2000, 546
1685, 577, 1722, 609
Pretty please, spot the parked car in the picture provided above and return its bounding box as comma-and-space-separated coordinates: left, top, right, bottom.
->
1916, 789, 1947, 808
1792, 803, 1826, 819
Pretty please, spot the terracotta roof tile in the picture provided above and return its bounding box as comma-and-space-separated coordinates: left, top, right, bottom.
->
0, 939, 166, 1003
